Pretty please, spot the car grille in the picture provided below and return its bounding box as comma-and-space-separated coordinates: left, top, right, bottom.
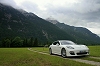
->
77, 52, 88, 55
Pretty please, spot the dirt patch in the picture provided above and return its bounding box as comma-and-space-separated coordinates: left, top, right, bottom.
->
90, 56, 100, 60
71, 58, 100, 66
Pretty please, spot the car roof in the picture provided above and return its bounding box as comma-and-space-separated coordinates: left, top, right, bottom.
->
57, 40, 72, 42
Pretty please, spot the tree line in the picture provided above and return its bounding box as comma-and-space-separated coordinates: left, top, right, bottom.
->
0, 36, 49, 47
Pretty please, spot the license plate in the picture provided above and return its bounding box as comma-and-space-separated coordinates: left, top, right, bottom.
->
80, 51, 86, 53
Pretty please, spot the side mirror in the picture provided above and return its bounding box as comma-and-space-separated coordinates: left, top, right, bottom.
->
56, 43, 59, 46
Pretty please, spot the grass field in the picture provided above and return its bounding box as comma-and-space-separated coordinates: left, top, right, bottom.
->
81, 46, 100, 62
31, 46, 100, 62
32, 46, 100, 57
88, 46, 100, 57
0, 48, 94, 66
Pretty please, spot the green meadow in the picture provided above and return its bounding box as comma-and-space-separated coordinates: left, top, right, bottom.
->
81, 46, 100, 62
32, 46, 100, 57
88, 46, 100, 57
32, 46, 100, 62
0, 46, 100, 66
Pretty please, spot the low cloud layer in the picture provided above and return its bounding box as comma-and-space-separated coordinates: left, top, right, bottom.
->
0, 0, 100, 35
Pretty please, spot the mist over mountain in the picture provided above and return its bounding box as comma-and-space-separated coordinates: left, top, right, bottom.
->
46, 17, 58, 24
0, 3, 100, 45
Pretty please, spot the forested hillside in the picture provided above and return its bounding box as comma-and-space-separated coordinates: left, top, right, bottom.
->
0, 3, 100, 47
46, 19, 100, 45
0, 3, 74, 47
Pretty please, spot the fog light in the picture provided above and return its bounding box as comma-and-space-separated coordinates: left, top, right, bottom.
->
70, 51, 75, 55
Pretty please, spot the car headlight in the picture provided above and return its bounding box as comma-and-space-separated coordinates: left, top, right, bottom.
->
66, 46, 74, 49
84, 45, 89, 49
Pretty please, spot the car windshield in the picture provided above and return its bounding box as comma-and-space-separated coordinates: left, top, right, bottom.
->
60, 41, 76, 45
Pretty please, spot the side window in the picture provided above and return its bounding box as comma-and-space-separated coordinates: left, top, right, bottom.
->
53, 42, 57, 45
53, 41, 60, 45
56, 42, 60, 45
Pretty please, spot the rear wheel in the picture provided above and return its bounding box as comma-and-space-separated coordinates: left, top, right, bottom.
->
61, 48, 67, 58
49, 48, 53, 55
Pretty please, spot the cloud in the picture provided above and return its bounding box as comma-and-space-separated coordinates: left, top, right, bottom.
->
0, 0, 100, 35
0, 0, 18, 8
18, 1, 39, 13
44, 0, 100, 22
41, 0, 100, 35
87, 28, 100, 34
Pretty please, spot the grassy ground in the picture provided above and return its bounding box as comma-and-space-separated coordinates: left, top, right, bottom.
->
32, 47, 49, 53
88, 46, 100, 57
0, 48, 93, 66
81, 46, 100, 62
32, 46, 100, 57
81, 56, 100, 62
31, 46, 100, 62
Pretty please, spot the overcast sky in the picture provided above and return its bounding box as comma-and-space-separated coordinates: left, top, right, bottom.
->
0, 0, 100, 36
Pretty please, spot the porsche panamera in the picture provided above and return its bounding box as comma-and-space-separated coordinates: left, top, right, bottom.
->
49, 40, 89, 58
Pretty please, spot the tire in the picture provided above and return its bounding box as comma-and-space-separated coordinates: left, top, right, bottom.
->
61, 48, 67, 58
49, 48, 53, 55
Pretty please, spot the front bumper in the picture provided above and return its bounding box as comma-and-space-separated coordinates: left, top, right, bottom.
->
66, 49, 89, 57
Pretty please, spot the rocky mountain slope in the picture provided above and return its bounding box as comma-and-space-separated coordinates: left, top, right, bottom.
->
46, 18, 100, 44
0, 3, 100, 45
0, 3, 74, 42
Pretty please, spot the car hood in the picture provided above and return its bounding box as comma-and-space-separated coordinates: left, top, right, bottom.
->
62, 45, 89, 50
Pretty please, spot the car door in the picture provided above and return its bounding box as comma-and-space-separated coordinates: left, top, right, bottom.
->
55, 42, 62, 55
51, 42, 57, 54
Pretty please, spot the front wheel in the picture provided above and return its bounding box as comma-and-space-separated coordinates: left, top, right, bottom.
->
61, 48, 67, 58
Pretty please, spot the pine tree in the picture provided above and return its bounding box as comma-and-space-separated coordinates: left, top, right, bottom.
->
33, 38, 38, 47
5, 39, 11, 47
30, 37, 34, 47
11, 37, 23, 47
23, 38, 28, 47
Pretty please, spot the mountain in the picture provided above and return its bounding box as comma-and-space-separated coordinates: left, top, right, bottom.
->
0, 3, 100, 45
46, 17, 58, 24
0, 3, 74, 42
46, 18, 100, 45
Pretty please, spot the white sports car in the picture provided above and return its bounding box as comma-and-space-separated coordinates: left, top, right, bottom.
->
49, 40, 89, 57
